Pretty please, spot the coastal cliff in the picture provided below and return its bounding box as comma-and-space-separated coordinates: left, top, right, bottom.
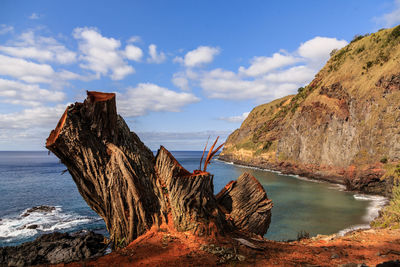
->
220, 25, 400, 196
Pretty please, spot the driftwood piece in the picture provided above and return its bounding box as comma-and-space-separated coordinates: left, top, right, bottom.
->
46, 91, 272, 248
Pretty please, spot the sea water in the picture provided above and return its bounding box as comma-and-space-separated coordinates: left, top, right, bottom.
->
0, 151, 386, 246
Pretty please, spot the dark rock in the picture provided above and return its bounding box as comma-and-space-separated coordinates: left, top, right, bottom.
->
377, 260, 400, 267
22, 205, 56, 217
25, 224, 38, 229
0, 231, 106, 266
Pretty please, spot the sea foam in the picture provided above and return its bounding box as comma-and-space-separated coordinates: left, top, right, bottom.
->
337, 194, 388, 236
0, 206, 99, 244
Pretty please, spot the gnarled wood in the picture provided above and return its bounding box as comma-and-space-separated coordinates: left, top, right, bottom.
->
216, 172, 273, 236
155, 147, 225, 235
46, 92, 161, 247
46, 91, 272, 248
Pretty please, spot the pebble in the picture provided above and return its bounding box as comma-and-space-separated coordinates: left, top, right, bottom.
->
331, 253, 339, 259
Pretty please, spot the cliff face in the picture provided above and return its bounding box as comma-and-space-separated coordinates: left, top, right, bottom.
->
220, 26, 400, 195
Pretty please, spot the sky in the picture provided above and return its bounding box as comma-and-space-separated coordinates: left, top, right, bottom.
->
0, 0, 399, 151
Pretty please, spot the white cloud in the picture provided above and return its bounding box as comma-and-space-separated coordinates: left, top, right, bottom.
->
117, 83, 199, 117
0, 104, 67, 130
0, 78, 65, 106
0, 54, 55, 83
219, 112, 250, 123
0, 24, 13, 35
177, 46, 220, 67
0, 30, 77, 64
29, 13, 40, 20
125, 44, 143, 61
375, 0, 400, 27
178, 36, 347, 102
298, 36, 347, 66
147, 44, 166, 64
127, 36, 141, 43
0, 104, 69, 150
73, 27, 134, 80
262, 65, 315, 84
172, 72, 189, 90
239, 53, 299, 77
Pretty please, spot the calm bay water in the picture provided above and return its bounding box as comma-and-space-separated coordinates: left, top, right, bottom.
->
0, 151, 385, 247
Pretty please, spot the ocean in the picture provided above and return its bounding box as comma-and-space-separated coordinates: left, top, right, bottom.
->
0, 151, 387, 247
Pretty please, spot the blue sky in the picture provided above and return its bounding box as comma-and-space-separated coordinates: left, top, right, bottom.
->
0, 0, 399, 150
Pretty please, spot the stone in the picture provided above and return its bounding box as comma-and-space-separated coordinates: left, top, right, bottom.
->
0, 231, 106, 266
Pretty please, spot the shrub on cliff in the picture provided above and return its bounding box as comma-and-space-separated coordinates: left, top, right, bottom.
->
372, 184, 400, 228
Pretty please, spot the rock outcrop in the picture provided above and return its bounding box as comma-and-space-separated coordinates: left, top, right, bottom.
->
0, 231, 106, 267
45, 91, 272, 249
220, 25, 400, 195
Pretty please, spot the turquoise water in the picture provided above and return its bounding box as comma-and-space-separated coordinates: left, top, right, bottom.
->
0, 151, 385, 246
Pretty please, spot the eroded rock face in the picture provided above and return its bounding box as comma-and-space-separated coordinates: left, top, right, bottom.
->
0, 231, 106, 267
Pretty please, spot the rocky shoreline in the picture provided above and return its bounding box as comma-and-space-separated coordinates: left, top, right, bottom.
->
0, 231, 107, 267
218, 155, 394, 197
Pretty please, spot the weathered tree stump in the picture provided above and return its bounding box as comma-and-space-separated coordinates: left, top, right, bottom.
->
216, 173, 273, 236
46, 91, 272, 248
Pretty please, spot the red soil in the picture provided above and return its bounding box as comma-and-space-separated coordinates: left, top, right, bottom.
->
52, 227, 400, 267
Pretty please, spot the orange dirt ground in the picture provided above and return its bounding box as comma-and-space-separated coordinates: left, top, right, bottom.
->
49, 226, 400, 267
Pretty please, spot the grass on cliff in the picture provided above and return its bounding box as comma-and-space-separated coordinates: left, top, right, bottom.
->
372, 183, 400, 229
372, 162, 400, 228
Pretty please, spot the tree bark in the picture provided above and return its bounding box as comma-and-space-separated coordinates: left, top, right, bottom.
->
216, 172, 273, 236
46, 91, 272, 248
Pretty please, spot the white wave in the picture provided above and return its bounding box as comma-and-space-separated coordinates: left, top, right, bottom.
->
337, 224, 371, 236
0, 206, 98, 244
337, 194, 388, 236
354, 194, 388, 221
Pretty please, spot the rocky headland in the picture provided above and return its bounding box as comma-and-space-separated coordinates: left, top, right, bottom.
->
220, 26, 400, 198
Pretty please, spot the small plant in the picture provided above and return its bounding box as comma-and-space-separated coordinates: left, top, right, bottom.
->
355, 45, 365, 54
117, 237, 126, 248
330, 48, 338, 57
395, 164, 400, 176
350, 33, 369, 43
380, 156, 388, 164
297, 230, 310, 240
263, 141, 273, 150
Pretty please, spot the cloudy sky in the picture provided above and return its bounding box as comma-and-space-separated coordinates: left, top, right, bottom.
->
0, 0, 399, 150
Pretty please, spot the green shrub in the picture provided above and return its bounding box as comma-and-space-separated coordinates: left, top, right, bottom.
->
355, 46, 365, 54
350, 33, 369, 43
380, 156, 388, 164
390, 25, 400, 39
372, 184, 400, 228
263, 141, 273, 150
